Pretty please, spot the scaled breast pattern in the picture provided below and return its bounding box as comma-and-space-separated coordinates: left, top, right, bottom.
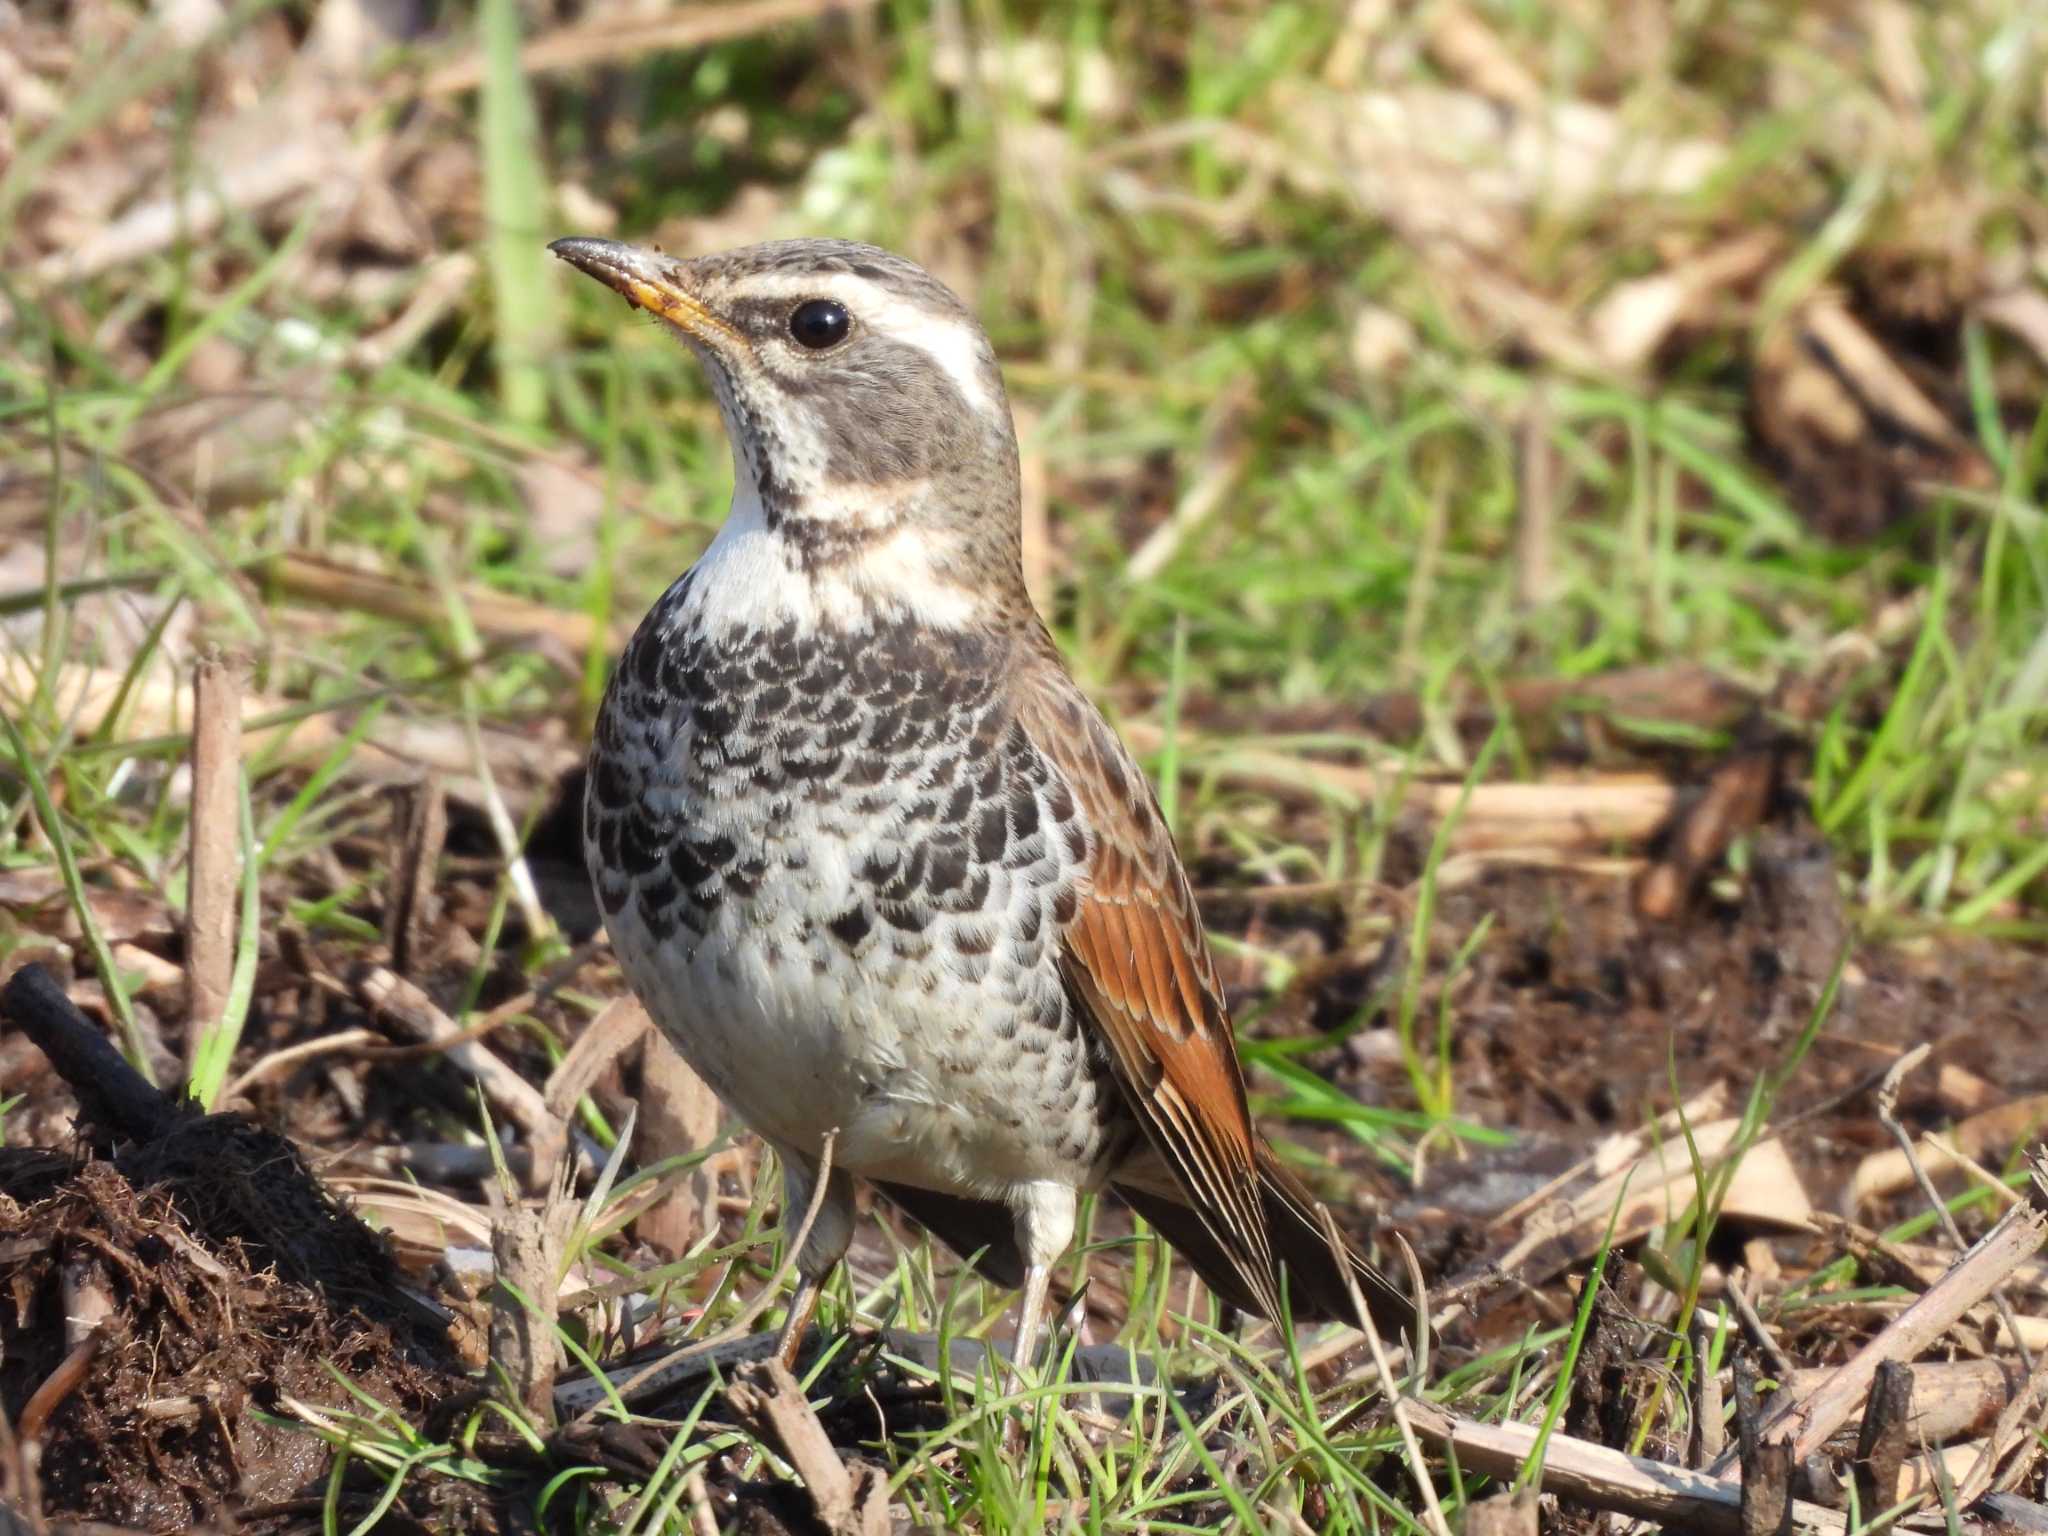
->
585, 571, 1133, 1199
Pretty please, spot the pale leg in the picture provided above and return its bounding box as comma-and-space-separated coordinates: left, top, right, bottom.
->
1011, 1263, 1053, 1378
770, 1143, 855, 1370
1007, 1182, 1077, 1375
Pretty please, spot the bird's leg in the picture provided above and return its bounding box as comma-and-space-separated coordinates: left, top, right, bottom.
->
1007, 1183, 1077, 1377
1002, 1184, 1076, 1452
770, 1142, 855, 1373
1011, 1262, 1053, 1379
775, 1275, 822, 1370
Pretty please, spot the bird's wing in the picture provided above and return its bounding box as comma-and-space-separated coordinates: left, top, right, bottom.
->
1012, 647, 1282, 1320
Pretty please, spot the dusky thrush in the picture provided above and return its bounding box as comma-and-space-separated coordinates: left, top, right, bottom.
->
552, 235, 1419, 1372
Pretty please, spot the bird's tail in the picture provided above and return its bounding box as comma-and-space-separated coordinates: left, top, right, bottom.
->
1115, 1142, 1423, 1341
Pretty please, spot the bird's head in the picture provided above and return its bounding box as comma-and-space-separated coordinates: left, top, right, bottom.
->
551, 236, 1026, 619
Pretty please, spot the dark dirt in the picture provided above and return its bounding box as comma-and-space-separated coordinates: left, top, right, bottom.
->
0, 971, 479, 1532
0, 1157, 463, 1531
1203, 799, 2048, 1334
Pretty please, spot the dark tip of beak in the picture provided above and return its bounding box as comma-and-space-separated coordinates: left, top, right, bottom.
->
552, 234, 702, 308
550, 236, 726, 341
549, 236, 637, 282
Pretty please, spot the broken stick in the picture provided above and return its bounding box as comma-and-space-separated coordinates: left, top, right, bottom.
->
1716, 1148, 2048, 1475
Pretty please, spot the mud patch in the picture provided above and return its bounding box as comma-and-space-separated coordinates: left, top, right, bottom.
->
0, 1158, 457, 1529
0, 968, 474, 1532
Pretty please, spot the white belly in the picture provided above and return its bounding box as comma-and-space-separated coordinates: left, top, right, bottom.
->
605, 818, 1104, 1201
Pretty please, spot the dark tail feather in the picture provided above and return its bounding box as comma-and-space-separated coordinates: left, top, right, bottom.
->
1115, 1145, 1422, 1341
871, 1180, 1027, 1289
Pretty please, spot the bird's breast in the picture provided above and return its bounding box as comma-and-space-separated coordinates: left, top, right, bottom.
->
584, 560, 1124, 1191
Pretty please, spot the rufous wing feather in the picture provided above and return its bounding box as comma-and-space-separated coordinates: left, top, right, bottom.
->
1116, 1145, 1417, 1334
1014, 639, 1420, 1339
1014, 649, 1273, 1321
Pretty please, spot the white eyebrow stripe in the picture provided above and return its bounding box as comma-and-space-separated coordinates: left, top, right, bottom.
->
733, 272, 999, 420
849, 287, 999, 419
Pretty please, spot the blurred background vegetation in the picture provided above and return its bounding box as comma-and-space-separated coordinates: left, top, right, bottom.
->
5, 0, 2045, 934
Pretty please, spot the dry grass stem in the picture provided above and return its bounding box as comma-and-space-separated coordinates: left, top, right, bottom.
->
183, 653, 243, 1079
421, 0, 880, 96
222, 1027, 382, 1103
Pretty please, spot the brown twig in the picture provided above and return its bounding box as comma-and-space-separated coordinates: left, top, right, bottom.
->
384, 775, 447, 978
184, 652, 243, 1081
1779, 1358, 2019, 1446
30, 122, 351, 286
1635, 742, 1783, 920
632, 1028, 724, 1259
1872, 1046, 2033, 1370
541, 996, 650, 1124
1955, 1254, 2048, 1505
1405, 1399, 1850, 1536
726, 1359, 890, 1536
537, 994, 651, 1194
0, 658, 581, 804
16, 1338, 98, 1444
1119, 719, 1679, 850
1726, 1268, 1797, 1380
267, 554, 616, 654
419, 0, 878, 96
1850, 1093, 2048, 1211
345, 965, 561, 1181
1714, 1149, 2048, 1474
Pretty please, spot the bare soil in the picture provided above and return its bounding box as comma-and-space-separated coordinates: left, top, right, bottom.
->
0, 1075, 479, 1531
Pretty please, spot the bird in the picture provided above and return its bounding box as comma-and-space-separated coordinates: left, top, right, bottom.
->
551, 234, 1421, 1374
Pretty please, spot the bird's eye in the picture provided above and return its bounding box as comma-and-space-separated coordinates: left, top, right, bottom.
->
788, 299, 851, 349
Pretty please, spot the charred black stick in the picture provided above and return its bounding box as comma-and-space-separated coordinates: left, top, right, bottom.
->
1, 962, 181, 1142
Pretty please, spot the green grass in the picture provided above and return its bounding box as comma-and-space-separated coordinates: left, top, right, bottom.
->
1, 0, 2045, 1529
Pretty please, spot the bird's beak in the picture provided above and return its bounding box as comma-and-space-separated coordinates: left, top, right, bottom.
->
549, 237, 742, 346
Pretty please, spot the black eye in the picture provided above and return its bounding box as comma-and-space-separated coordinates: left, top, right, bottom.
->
788, 299, 850, 349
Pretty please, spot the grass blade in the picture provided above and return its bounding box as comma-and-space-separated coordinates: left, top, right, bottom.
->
0, 711, 153, 1082
479, 0, 557, 426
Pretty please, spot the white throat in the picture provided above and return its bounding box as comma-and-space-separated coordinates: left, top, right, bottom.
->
685, 477, 979, 638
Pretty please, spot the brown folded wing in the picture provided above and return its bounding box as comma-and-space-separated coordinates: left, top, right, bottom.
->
1013, 650, 1283, 1321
